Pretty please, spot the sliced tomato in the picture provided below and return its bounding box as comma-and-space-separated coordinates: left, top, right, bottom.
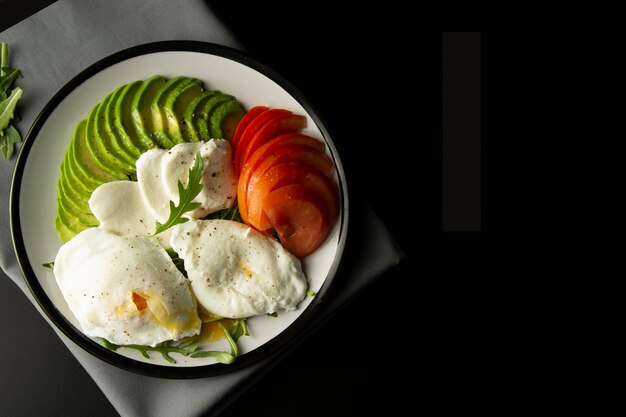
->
235, 108, 291, 174
231, 106, 268, 153
237, 133, 326, 222
241, 145, 335, 223
238, 114, 307, 169
263, 184, 331, 258
247, 162, 338, 231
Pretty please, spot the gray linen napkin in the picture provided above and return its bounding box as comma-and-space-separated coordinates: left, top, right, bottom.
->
0, 1, 403, 416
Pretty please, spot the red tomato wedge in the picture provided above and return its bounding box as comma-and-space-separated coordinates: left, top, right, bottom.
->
235, 108, 291, 174
263, 184, 332, 258
241, 145, 335, 223
247, 162, 338, 231
238, 114, 307, 171
237, 133, 326, 222
232, 106, 268, 152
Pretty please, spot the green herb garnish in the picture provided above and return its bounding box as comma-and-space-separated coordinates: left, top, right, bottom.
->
202, 315, 224, 324
0, 42, 23, 160
190, 318, 249, 364
153, 151, 204, 234
165, 248, 187, 276
208, 204, 242, 222
42, 262, 54, 269
266, 312, 278, 317
99, 318, 249, 364
100, 337, 200, 364
307, 289, 316, 297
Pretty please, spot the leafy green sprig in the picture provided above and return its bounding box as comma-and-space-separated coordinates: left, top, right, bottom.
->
99, 318, 249, 364
153, 150, 204, 234
100, 337, 200, 365
190, 319, 249, 364
0, 42, 23, 160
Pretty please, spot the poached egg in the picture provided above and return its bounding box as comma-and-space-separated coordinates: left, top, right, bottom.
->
170, 219, 308, 318
54, 227, 201, 346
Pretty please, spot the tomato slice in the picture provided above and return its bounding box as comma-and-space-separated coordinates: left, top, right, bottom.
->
237, 133, 326, 222
238, 114, 307, 170
235, 108, 291, 174
241, 145, 335, 223
263, 184, 331, 258
232, 106, 268, 154
247, 162, 338, 231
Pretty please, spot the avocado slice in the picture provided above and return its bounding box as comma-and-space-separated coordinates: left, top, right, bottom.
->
85, 94, 128, 179
96, 86, 139, 174
195, 93, 235, 142
71, 119, 118, 185
163, 78, 203, 144
183, 90, 220, 142
209, 99, 245, 140
150, 76, 190, 148
55, 215, 77, 243
113, 80, 150, 156
66, 134, 102, 198
58, 160, 92, 214
131, 75, 167, 149
55, 189, 95, 241
102, 84, 139, 170
57, 182, 99, 227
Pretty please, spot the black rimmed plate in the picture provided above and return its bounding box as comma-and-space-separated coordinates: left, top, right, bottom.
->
9, 41, 348, 378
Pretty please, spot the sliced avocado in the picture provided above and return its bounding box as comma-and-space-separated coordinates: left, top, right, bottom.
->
71, 119, 118, 185
55, 215, 77, 243
59, 160, 92, 214
150, 76, 189, 148
183, 90, 220, 142
96, 86, 136, 174
163, 78, 203, 144
57, 184, 98, 227
209, 99, 245, 139
66, 134, 102, 196
195, 93, 235, 142
131, 75, 167, 149
85, 95, 128, 179
114, 80, 150, 156
55, 195, 92, 239
102, 84, 139, 170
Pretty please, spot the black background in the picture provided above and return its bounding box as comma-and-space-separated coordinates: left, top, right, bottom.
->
1, 2, 519, 416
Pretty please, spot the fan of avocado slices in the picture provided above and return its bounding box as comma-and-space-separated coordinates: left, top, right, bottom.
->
55, 75, 245, 242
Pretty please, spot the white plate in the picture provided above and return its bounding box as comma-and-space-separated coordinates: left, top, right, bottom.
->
10, 41, 348, 378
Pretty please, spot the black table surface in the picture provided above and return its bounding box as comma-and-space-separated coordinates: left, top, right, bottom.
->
0, 3, 518, 417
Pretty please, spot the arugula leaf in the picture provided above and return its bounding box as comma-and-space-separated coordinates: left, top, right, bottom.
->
99, 318, 250, 365
231, 318, 249, 343
0, 42, 7, 77
165, 247, 187, 276
207, 203, 242, 222
0, 43, 24, 160
0, 68, 20, 92
0, 124, 21, 159
202, 315, 224, 324
153, 151, 204, 234
99, 337, 200, 364
0, 87, 22, 132
190, 319, 249, 364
